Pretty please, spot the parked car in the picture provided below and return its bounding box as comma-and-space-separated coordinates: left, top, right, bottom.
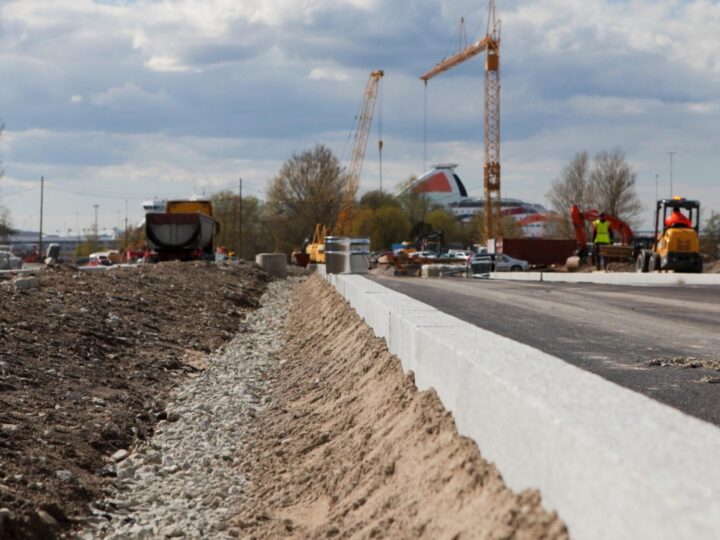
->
87, 254, 112, 267
408, 250, 437, 259
446, 250, 472, 259
471, 253, 529, 272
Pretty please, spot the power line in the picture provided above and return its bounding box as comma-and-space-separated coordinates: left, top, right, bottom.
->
0, 186, 38, 198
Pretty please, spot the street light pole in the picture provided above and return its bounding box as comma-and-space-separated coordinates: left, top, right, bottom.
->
124, 199, 129, 252
238, 178, 242, 259
666, 151, 676, 197
38, 176, 44, 261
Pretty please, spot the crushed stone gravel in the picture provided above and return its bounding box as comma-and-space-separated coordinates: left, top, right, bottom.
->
77, 279, 296, 539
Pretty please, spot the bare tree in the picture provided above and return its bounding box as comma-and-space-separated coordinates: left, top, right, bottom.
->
590, 148, 642, 226
546, 151, 593, 237
547, 149, 642, 234
266, 144, 347, 253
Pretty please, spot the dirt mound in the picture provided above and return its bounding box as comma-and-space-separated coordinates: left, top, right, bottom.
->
232, 275, 568, 539
0, 261, 267, 538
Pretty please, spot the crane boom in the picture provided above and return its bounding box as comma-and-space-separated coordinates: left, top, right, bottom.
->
420, 37, 491, 81
419, 1, 501, 240
334, 69, 384, 236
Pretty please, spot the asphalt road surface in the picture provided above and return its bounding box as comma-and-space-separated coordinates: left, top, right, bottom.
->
368, 275, 720, 427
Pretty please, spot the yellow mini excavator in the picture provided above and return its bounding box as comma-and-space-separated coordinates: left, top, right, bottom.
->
637, 197, 703, 273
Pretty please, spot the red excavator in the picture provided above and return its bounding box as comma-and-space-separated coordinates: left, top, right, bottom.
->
568, 205, 634, 270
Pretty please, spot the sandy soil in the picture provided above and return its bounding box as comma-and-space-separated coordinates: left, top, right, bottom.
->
0, 262, 267, 538
232, 275, 568, 539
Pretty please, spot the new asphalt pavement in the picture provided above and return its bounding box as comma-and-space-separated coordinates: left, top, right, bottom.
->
368, 274, 720, 427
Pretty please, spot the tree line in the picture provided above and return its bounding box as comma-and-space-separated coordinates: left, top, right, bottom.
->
1, 138, 718, 260
212, 144, 523, 257
205, 144, 720, 260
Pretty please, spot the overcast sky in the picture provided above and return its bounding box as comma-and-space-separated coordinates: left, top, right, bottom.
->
1, 0, 719, 234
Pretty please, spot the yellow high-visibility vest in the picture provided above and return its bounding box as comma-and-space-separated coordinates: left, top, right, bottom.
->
593, 219, 611, 244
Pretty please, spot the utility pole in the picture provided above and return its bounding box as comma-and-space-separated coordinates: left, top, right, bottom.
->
38, 176, 44, 261
93, 204, 99, 238
124, 200, 129, 252
238, 178, 242, 259
666, 151, 676, 197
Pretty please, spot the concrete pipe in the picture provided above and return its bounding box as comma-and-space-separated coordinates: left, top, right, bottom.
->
255, 253, 288, 278
566, 256, 581, 272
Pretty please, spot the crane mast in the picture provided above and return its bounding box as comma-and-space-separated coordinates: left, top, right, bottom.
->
334, 69, 384, 236
420, 1, 501, 240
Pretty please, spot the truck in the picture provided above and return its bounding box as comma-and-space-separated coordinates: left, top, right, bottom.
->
145, 199, 219, 261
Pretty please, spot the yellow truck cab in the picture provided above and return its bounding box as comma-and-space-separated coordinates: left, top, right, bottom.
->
165, 199, 214, 217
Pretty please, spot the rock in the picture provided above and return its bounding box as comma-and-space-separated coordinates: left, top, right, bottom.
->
101, 422, 122, 439
96, 465, 117, 478
36, 509, 59, 527
116, 466, 136, 480
0, 507, 14, 527
129, 524, 155, 539
110, 449, 129, 463
1, 423, 19, 434
39, 502, 67, 524
55, 469, 73, 482
166, 410, 181, 422
161, 524, 185, 537
3, 276, 39, 291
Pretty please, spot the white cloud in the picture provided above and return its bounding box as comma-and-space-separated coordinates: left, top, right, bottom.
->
89, 83, 173, 110
568, 95, 663, 116
145, 55, 199, 73
3, 0, 720, 233
308, 67, 350, 81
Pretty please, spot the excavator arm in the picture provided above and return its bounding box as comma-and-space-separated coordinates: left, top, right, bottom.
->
570, 205, 634, 248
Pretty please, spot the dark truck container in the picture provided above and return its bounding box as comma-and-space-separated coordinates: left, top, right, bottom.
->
146, 212, 217, 261
497, 237, 576, 268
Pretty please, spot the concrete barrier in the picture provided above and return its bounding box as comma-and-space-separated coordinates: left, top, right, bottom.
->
490, 271, 720, 286
255, 253, 288, 278
325, 273, 720, 540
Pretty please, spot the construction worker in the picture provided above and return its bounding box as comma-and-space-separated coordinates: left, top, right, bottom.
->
592, 212, 613, 270
665, 207, 692, 228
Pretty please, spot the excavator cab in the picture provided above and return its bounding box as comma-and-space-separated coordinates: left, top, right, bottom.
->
636, 197, 702, 273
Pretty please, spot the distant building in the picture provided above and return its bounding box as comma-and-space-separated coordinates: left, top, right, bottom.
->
6, 229, 120, 261
399, 164, 557, 237
142, 199, 166, 213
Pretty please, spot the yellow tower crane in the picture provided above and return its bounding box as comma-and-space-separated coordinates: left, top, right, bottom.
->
334, 69, 384, 237
420, 1, 501, 240
305, 69, 384, 263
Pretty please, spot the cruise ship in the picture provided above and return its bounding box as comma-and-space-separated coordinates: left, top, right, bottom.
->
401, 164, 556, 237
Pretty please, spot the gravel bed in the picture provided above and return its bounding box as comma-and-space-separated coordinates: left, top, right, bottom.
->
78, 279, 294, 539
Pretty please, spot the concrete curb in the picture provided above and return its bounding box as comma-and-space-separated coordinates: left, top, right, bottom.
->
320, 268, 720, 540
489, 271, 720, 286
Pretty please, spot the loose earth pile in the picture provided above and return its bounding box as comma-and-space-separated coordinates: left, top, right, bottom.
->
231, 275, 568, 539
0, 262, 267, 538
